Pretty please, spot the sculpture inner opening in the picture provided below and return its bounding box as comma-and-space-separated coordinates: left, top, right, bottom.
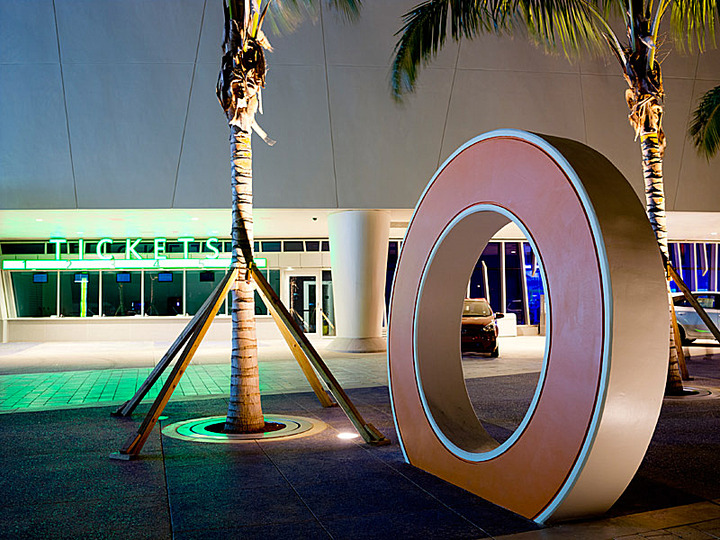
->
460, 234, 546, 445
414, 206, 548, 459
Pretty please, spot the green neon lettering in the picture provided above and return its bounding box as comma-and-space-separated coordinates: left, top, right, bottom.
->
97, 238, 113, 260
49, 238, 67, 260
206, 237, 220, 259
125, 238, 142, 260
178, 237, 195, 258
154, 237, 167, 260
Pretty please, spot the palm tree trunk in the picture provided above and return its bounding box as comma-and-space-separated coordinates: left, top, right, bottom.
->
639, 131, 684, 395
225, 125, 265, 432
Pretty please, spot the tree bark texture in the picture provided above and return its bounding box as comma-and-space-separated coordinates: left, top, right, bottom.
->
620, 33, 684, 394
639, 127, 684, 394
225, 126, 265, 432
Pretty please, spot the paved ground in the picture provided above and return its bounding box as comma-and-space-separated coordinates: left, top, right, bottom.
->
0, 336, 545, 413
1, 336, 719, 539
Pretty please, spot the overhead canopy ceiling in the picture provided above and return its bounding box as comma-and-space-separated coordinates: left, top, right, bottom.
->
1, 0, 719, 230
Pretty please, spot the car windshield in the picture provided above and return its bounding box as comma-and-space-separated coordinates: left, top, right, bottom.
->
673, 294, 718, 309
463, 300, 492, 317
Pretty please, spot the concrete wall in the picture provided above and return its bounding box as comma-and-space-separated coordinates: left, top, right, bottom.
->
3, 315, 283, 343
1, 0, 719, 213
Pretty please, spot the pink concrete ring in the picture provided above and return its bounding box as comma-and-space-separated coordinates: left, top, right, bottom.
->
388, 130, 668, 522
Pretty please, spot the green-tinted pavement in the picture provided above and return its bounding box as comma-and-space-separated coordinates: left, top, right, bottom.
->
0, 337, 544, 414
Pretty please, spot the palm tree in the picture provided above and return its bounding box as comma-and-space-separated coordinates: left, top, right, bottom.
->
690, 84, 720, 157
217, 0, 359, 432
391, 0, 719, 394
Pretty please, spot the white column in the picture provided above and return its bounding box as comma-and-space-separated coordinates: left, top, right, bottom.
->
328, 210, 390, 352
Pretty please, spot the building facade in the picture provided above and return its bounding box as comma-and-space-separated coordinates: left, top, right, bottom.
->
1, 0, 718, 345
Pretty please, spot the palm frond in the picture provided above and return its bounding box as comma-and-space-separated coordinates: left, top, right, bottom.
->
391, 0, 505, 100
518, 0, 608, 56
390, 0, 610, 100
670, 0, 720, 52
689, 85, 720, 158
324, 0, 361, 21
247, 0, 360, 37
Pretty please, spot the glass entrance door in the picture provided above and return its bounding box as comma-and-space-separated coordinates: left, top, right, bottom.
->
282, 270, 335, 336
284, 272, 319, 334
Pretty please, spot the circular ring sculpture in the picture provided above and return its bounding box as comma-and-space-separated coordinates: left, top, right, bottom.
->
388, 130, 668, 523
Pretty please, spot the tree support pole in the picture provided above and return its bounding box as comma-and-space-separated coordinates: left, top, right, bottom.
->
260, 289, 336, 408
112, 252, 389, 458
668, 264, 720, 344
111, 268, 235, 417
669, 300, 690, 380
110, 268, 237, 460
250, 266, 389, 446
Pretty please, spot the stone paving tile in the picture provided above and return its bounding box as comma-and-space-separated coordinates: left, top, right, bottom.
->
0, 357, 393, 413
666, 525, 720, 538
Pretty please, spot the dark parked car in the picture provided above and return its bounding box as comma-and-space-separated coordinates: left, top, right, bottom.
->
461, 298, 503, 357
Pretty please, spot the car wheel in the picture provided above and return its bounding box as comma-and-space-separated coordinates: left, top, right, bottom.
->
489, 345, 499, 358
678, 325, 693, 345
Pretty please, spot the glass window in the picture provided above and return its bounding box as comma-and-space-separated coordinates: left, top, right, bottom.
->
695, 294, 716, 309
60, 272, 99, 317
386, 241, 399, 311
228, 269, 280, 316
468, 258, 487, 301
478, 242, 502, 314
102, 271, 141, 316
144, 271, 183, 316
256, 269, 280, 315
505, 242, 526, 324
45, 242, 69, 255
322, 270, 335, 336
696, 243, 713, 292
1, 243, 45, 255
11, 272, 57, 317
289, 275, 317, 332
463, 298, 492, 317
321, 241, 330, 252
523, 242, 545, 325
261, 241, 281, 252
668, 242, 680, 292
679, 243, 696, 290
305, 241, 320, 252
186, 270, 226, 316
283, 241, 304, 252
714, 244, 719, 292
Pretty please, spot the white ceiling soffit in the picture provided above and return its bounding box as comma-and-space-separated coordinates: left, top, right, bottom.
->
0, 209, 718, 242
0, 209, 412, 241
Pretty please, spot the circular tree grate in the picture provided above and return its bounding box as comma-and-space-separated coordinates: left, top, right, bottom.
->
162, 415, 325, 444
663, 386, 717, 400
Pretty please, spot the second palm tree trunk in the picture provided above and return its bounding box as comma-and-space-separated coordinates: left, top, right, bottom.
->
640, 130, 684, 394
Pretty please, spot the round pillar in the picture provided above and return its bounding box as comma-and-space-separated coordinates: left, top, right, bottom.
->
328, 210, 390, 352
